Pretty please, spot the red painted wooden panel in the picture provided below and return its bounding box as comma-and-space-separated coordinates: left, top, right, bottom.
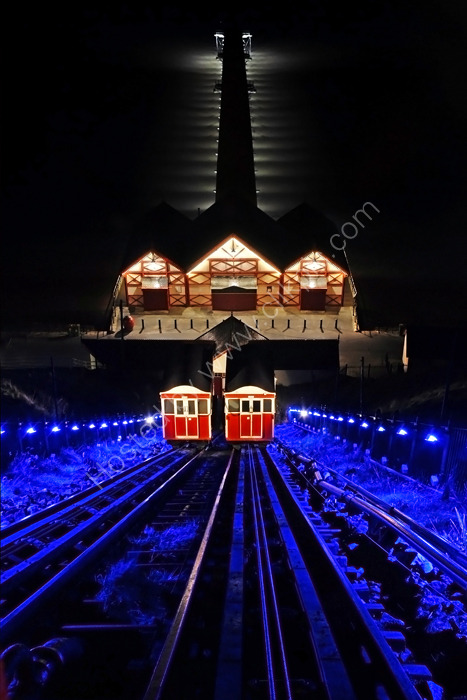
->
198, 415, 211, 440
212, 292, 257, 311
251, 413, 262, 438
300, 288, 326, 310
142, 288, 169, 310
226, 413, 240, 440
163, 415, 176, 440
262, 414, 274, 440
240, 413, 252, 438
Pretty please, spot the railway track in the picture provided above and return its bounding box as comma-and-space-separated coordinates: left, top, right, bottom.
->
2, 441, 465, 698
0, 446, 204, 645
273, 437, 467, 699
140, 445, 434, 699
275, 438, 467, 593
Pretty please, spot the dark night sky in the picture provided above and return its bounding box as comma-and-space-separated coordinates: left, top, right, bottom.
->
1, 1, 467, 329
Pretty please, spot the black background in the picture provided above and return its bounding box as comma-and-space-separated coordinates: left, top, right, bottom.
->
2, 1, 467, 329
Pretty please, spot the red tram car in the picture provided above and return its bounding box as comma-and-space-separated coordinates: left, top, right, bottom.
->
224, 385, 275, 442
224, 351, 276, 443
158, 342, 215, 445
160, 385, 211, 443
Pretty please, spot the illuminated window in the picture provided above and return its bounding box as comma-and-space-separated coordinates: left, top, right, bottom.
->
198, 399, 209, 415
142, 276, 168, 289
164, 399, 174, 415
301, 276, 327, 289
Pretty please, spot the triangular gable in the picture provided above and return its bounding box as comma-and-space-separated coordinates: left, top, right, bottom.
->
197, 314, 268, 357
285, 250, 347, 276
122, 250, 183, 276
187, 235, 280, 275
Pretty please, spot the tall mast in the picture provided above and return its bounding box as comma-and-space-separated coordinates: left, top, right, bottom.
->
215, 27, 257, 206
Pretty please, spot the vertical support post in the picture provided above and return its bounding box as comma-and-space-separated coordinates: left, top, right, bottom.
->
44, 421, 49, 453
408, 420, 418, 474
17, 424, 23, 453
119, 300, 124, 340
439, 431, 450, 481
158, 319, 162, 333
119, 300, 125, 370
359, 356, 364, 416
50, 356, 59, 422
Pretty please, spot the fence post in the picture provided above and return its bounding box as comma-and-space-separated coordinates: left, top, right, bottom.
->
360, 356, 364, 415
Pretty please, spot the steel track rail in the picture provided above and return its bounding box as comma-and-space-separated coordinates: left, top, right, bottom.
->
318, 478, 467, 592
1, 451, 193, 591
0, 448, 181, 541
142, 448, 235, 700
255, 446, 357, 700
248, 445, 292, 700
264, 446, 425, 700
0, 450, 204, 647
277, 440, 467, 592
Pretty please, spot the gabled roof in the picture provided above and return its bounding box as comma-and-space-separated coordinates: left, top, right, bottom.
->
197, 314, 267, 356
187, 230, 280, 274
278, 203, 348, 271
189, 193, 289, 269
121, 201, 192, 272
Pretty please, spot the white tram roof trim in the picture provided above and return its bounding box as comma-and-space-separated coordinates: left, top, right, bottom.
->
161, 384, 210, 395
224, 385, 275, 396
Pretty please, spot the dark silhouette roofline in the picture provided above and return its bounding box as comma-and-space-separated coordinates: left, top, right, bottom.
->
197, 314, 267, 355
